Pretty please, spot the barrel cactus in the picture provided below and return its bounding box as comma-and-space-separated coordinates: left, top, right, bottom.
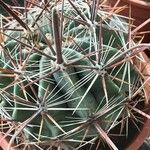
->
0, 0, 149, 149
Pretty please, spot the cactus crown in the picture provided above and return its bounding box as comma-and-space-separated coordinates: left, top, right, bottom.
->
0, 0, 148, 149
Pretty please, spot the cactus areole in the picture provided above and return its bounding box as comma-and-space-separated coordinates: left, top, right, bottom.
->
0, 0, 150, 149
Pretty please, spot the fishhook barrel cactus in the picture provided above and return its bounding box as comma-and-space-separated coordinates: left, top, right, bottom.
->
0, 0, 150, 149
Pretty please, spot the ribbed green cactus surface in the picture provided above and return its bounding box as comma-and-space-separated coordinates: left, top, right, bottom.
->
0, 1, 144, 149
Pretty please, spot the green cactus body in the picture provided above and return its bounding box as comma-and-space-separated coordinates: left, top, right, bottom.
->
12, 52, 41, 122
38, 50, 76, 121
53, 67, 98, 119
0, 54, 15, 111
0, 1, 146, 149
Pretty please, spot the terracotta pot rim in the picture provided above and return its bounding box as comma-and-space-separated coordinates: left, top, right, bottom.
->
122, 0, 150, 9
